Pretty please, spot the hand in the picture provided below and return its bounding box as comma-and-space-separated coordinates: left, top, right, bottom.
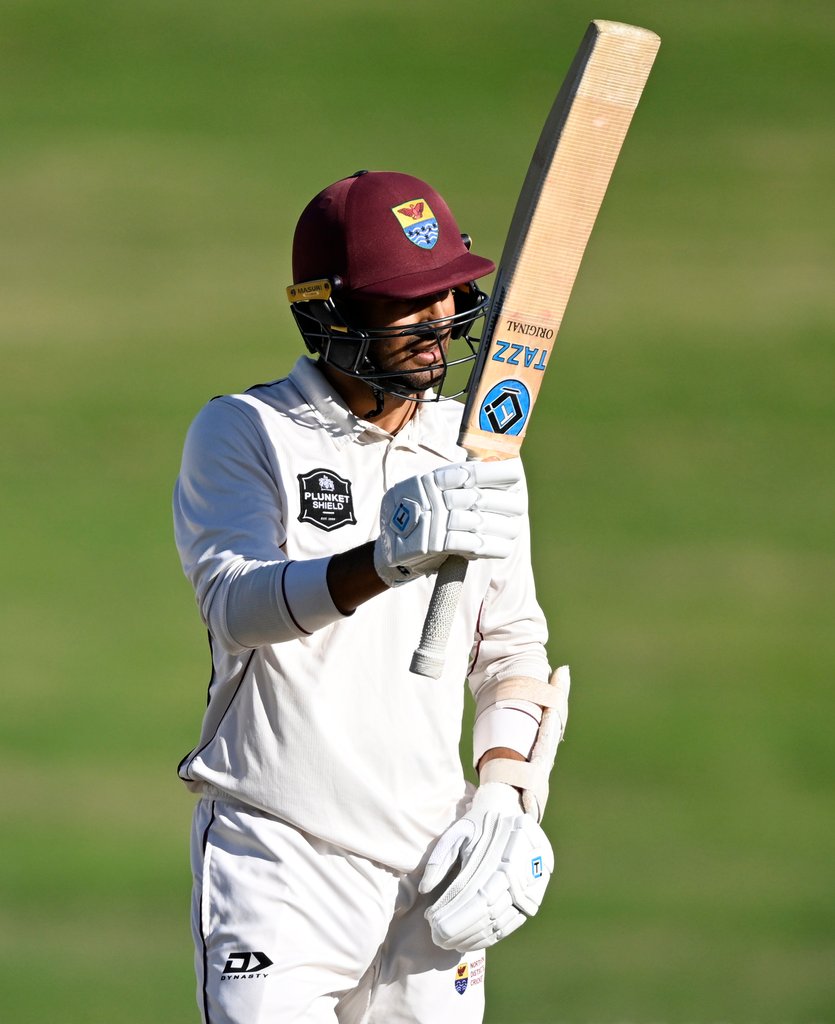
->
373, 460, 525, 587
418, 782, 554, 952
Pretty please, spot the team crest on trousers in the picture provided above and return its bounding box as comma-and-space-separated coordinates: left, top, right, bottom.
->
454, 962, 469, 995
297, 469, 356, 531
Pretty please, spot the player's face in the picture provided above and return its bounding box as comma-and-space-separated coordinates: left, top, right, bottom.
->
351, 290, 457, 393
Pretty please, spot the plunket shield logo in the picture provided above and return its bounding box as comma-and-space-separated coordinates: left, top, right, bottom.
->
298, 468, 357, 531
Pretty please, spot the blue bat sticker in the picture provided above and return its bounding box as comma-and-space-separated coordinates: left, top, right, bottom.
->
478, 380, 531, 435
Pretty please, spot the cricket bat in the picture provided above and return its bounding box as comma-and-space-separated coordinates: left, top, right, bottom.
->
410, 20, 661, 678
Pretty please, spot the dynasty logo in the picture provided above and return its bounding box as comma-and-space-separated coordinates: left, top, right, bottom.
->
221, 950, 274, 980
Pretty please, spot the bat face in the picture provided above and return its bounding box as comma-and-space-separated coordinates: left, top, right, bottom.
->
458, 20, 660, 462
410, 19, 660, 677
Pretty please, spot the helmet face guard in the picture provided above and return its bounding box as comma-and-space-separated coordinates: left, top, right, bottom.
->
287, 278, 490, 403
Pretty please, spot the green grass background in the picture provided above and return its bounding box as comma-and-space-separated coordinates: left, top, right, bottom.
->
2, 0, 832, 1021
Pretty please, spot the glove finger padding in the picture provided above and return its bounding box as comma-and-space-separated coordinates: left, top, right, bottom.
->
435, 459, 524, 491
418, 820, 475, 892
373, 459, 526, 587
446, 508, 522, 540
419, 783, 554, 952
433, 879, 525, 952
444, 511, 521, 560
444, 486, 526, 515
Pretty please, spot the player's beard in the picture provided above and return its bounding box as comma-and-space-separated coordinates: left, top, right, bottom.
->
369, 330, 451, 396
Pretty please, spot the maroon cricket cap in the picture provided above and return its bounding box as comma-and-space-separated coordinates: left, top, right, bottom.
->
292, 170, 495, 299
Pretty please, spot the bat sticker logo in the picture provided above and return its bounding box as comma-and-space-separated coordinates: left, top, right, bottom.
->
478, 380, 531, 435
491, 338, 549, 370
390, 197, 439, 249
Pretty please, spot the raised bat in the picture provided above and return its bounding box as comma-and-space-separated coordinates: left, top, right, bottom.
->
410, 19, 661, 677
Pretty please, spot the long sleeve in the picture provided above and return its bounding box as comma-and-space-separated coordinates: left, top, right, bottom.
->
173, 396, 348, 653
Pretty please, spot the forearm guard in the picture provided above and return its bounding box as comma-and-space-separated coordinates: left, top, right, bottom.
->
478, 665, 570, 821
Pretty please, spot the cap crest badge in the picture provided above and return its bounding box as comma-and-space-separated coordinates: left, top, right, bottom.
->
391, 197, 439, 250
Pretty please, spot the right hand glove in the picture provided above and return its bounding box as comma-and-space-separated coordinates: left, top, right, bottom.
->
418, 782, 554, 952
373, 459, 525, 587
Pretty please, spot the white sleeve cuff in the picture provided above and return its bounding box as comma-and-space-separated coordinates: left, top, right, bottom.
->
282, 557, 350, 634
472, 701, 542, 766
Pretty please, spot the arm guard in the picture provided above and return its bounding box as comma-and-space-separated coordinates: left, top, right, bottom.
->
478, 665, 570, 821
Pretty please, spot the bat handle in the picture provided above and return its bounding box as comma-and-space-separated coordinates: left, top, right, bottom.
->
409, 554, 469, 678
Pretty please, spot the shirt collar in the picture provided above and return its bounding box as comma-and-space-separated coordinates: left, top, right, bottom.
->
287, 356, 365, 449
287, 356, 463, 460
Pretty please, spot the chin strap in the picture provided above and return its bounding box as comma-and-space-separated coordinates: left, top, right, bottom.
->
363, 383, 387, 420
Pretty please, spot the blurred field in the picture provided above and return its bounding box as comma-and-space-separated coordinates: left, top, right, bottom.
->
1, 0, 833, 1021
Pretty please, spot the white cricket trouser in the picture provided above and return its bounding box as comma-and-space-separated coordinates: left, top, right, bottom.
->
191, 798, 487, 1023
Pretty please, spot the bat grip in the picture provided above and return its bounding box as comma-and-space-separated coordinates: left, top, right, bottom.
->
409, 555, 469, 678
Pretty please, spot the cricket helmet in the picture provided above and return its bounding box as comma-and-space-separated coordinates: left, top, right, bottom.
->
287, 170, 495, 406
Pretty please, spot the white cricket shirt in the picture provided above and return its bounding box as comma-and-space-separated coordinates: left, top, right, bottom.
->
174, 356, 550, 871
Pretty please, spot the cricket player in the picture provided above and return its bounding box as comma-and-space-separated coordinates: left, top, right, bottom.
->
174, 170, 570, 1023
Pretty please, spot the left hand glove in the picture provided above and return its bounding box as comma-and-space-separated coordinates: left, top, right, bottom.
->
373, 460, 525, 587
418, 782, 554, 952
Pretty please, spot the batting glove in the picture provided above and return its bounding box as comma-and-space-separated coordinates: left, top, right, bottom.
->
373, 460, 525, 587
418, 782, 554, 952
